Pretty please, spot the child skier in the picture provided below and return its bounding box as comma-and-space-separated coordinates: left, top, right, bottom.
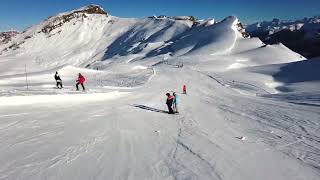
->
76, 73, 86, 91
166, 93, 175, 114
54, 71, 63, 89
173, 92, 179, 113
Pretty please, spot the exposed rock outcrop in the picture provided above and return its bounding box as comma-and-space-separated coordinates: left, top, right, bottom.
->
236, 21, 250, 38
172, 16, 196, 21
41, 5, 107, 34
0, 31, 19, 45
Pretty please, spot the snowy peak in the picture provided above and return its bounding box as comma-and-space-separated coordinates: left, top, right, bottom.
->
72, 4, 107, 15
0, 5, 109, 56
221, 16, 250, 38
41, 4, 107, 34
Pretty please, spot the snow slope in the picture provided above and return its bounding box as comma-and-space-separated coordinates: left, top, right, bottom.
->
1, 65, 320, 180
0, 5, 193, 76
0, 4, 319, 180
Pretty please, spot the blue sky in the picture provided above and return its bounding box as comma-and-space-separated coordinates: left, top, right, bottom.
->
1, 0, 319, 31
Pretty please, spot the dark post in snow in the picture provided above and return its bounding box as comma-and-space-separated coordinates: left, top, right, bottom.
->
25, 64, 29, 89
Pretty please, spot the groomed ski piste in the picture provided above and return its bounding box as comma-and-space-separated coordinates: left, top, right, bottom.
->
0, 5, 319, 180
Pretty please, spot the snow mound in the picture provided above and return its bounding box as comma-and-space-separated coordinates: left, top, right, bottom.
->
0, 91, 128, 106
248, 57, 320, 93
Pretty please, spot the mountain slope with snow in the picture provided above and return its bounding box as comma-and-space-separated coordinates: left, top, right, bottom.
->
0, 5, 302, 76
0, 5, 319, 180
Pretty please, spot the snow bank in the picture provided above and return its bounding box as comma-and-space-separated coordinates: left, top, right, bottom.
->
0, 91, 129, 106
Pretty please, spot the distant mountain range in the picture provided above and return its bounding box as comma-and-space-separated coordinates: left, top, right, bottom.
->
246, 16, 320, 58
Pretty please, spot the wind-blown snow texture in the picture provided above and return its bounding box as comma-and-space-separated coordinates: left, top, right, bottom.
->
0, 5, 319, 180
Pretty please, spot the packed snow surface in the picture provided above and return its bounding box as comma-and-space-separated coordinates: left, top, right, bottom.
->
0, 5, 319, 180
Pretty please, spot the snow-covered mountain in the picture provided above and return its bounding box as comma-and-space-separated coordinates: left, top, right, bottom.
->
246, 16, 320, 58
0, 5, 278, 76
0, 5, 319, 180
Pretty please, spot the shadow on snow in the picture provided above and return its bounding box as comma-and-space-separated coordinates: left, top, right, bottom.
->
132, 104, 168, 114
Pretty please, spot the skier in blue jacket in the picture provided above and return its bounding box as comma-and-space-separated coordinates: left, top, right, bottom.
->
173, 92, 179, 113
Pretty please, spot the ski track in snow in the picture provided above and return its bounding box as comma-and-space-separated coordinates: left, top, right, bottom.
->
172, 112, 224, 180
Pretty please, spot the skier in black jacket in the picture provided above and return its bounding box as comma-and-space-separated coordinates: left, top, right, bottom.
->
54, 71, 63, 89
166, 93, 175, 114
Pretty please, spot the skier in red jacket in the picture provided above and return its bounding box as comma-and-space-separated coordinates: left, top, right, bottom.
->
183, 85, 187, 94
76, 73, 86, 91
166, 93, 175, 114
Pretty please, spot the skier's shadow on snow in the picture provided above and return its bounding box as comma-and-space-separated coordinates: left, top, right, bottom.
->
132, 104, 168, 114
